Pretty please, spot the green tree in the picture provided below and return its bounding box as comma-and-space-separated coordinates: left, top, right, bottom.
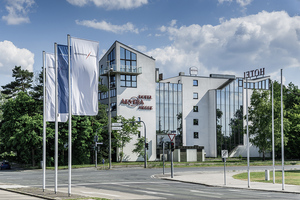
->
229, 106, 244, 149
248, 87, 289, 160
30, 69, 44, 112
1, 66, 33, 98
284, 83, 300, 159
0, 92, 42, 165
132, 136, 146, 158
113, 116, 140, 162
216, 108, 223, 156
176, 112, 183, 146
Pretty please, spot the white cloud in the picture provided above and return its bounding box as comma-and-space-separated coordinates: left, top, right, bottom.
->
218, 0, 252, 7
236, 0, 252, 7
0, 40, 34, 78
135, 45, 147, 52
218, 0, 233, 4
2, 0, 35, 25
76, 19, 139, 34
147, 11, 300, 84
66, 0, 148, 10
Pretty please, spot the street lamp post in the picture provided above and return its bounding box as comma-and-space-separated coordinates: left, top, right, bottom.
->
138, 120, 147, 168
107, 66, 113, 170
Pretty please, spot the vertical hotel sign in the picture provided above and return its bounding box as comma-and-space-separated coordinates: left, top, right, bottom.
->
120, 95, 153, 110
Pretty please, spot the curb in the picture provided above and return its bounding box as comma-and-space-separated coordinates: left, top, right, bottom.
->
156, 174, 300, 195
0, 187, 55, 200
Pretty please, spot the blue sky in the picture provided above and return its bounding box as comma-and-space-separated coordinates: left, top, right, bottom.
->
1, 0, 300, 88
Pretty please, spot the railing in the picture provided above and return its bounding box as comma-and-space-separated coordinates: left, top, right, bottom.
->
100, 64, 142, 75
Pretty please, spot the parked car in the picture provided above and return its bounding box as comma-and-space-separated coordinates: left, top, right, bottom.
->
1, 161, 11, 170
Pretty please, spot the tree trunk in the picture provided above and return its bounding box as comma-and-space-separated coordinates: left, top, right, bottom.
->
32, 148, 35, 166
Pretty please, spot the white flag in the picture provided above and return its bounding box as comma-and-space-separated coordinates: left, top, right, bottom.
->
71, 37, 99, 115
45, 53, 68, 122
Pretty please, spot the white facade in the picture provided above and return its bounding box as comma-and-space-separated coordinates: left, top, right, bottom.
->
99, 41, 270, 161
99, 41, 156, 161
160, 74, 236, 157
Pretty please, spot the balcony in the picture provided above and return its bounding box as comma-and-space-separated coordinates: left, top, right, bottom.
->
100, 64, 142, 76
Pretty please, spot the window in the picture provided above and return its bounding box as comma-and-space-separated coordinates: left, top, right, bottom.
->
107, 48, 115, 67
194, 132, 199, 139
193, 80, 198, 86
120, 47, 137, 72
111, 102, 116, 111
193, 92, 198, 99
193, 119, 198, 125
110, 75, 116, 87
193, 106, 198, 112
121, 75, 137, 88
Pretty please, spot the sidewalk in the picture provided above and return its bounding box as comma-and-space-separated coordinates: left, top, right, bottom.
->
156, 170, 300, 194
0, 183, 86, 200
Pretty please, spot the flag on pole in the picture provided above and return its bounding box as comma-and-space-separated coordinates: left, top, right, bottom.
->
71, 37, 99, 115
45, 53, 68, 122
57, 44, 69, 114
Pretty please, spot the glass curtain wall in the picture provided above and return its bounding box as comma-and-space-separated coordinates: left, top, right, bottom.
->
216, 78, 243, 156
156, 82, 182, 136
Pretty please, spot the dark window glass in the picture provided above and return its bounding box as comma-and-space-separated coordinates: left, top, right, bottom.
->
194, 132, 199, 139
193, 119, 198, 125
193, 80, 198, 86
110, 75, 115, 87
193, 106, 198, 112
126, 49, 131, 59
132, 52, 137, 60
120, 47, 125, 59
111, 102, 116, 111
120, 47, 138, 73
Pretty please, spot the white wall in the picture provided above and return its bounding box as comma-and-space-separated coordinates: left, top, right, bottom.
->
162, 75, 231, 157
116, 42, 157, 161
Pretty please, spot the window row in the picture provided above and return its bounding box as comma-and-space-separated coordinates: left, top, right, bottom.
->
120, 47, 137, 60
244, 79, 269, 90
99, 88, 116, 100
121, 75, 137, 88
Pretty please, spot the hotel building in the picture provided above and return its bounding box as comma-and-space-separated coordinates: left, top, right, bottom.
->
99, 41, 270, 161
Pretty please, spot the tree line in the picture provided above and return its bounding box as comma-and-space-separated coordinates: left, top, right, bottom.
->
0, 66, 142, 166
217, 81, 300, 160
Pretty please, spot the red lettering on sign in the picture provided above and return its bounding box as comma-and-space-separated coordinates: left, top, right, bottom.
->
138, 106, 153, 110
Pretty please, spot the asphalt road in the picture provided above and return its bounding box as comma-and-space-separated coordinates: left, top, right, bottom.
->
1, 166, 300, 199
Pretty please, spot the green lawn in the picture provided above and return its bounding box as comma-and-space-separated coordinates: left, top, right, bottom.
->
233, 170, 300, 185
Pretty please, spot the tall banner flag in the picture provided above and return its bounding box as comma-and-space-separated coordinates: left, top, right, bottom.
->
45, 53, 68, 122
57, 44, 69, 114
71, 37, 99, 115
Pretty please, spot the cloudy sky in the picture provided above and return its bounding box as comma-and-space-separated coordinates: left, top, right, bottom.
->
1, 0, 300, 88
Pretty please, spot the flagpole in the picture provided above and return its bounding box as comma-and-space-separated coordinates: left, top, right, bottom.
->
272, 80, 275, 184
281, 69, 285, 190
42, 51, 46, 192
246, 77, 250, 188
67, 34, 72, 197
54, 43, 58, 194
